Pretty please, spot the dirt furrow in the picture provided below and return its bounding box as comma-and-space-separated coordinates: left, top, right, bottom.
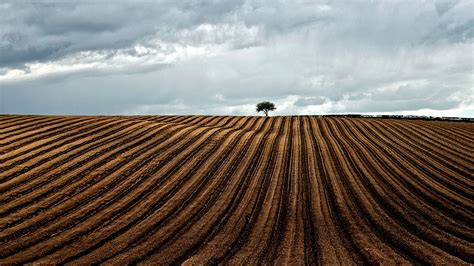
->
0, 116, 124, 170
0, 119, 146, 190
0, 116, 64, 136
0, 122, 181, 229
0, 117, 93, 149
328, 118, 473, 263
161, 117, 282, 265
0, 115, 471, 264
356, 119, 474, 219
0, 117, 243, 263
338, 119, 474, 241
101, 117, 265, 264
389, 119, 474, 167
0, 125, 214, 262
0, 117, 223, 232
372, 119, 473, 194
30, 117, 249, 264
156, 119, 281, 263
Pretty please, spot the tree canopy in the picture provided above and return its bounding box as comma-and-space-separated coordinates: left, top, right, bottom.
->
256, 101, 276, 116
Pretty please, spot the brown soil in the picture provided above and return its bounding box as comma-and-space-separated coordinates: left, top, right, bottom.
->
0, 115, 472, 264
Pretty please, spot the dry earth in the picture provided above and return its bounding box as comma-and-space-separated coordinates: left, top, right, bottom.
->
0, 115, 473, 264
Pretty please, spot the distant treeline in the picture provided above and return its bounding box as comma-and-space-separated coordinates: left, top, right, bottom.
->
315, 114, 474, 122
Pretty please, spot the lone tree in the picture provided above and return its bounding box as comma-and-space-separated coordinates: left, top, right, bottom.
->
256, 101, 276, 116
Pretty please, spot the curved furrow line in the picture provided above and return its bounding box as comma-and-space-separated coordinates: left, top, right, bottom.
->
159, 115, 181, 123
373, 119, 474, 192
359, 119, 474, 212
298, 116, 318, 264
410, 120, 474, 143
192, 116, 215, 126
169, 115, 212, 127
125, 117, 277, 265
268, 116, 305, 264
236, 118, 292, 264
0, 116, 49, 132
0, 119, 143, 188
313, 118, 396, 264
350, 119, 473, 226
183, 116, 282, 264
132, 118, 275, 263
200, 117, 285, 265
141, 117, 280, 265
9, 117, 245, 264
150, 115, 172, 122
350, 121, 467, 211
56, 118, 258, 264
128, 115, 171, 123
166, 118, 278, 265
0, 117, 97, 153
305, 118, 374, 263
90, 117, 266, 265
439, 121, 474, 131
195, 116, 232, 129
0, 116, 125, 168
0, 122, 171, 230
0, 116, 215, 189
404, 120, 474, 152
176, 116, 209, 126
185, 116, 234, 129
329, 118, 474, 262
240, 117, 290, 264
0, 116, 57, 135
0, 116, 72, 140
390, 119, 474, 163
0, 117, 223, 227
0, 116, 117, 163
303, 117, 361, 264
166, 115, 195, 123
338, 119, 474, 240
0, 115, 29, 125
129, 115, 161, 122
370, 119, 473, 193
58, 118, 259, 264
146, 115, 187, 124
178, 116, 220, 128
0, 116, 84, 145
207, 116, 235, 128
165, 115, 201, 125
0, 123, 215, 261
0, 122, 176, 224
127, 115, 214, 130
446, 122, 474, 133
387, 120, 474, 177
0, 117, 243, 263
323, 119, 440, 264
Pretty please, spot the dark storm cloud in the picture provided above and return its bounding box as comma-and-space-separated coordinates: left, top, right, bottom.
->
0, 1, 245, 68
0, 0, 473, 117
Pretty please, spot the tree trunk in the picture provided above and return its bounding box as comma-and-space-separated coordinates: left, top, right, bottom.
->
264, 111, 268, 116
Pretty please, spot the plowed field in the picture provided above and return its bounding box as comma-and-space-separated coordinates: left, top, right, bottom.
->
0, 115, 472, 264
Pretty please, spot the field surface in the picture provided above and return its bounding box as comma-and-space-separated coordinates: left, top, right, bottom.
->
0, 115, 472, 264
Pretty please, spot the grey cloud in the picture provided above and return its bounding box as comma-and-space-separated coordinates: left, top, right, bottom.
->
0, 1, 246, 68
294, 96, 326, 107
435, 0, 459, 16
0, 1, 473, 117
337, 97, 463, 113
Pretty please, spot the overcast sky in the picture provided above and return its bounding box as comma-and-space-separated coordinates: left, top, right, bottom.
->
0, 0, 473, 116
